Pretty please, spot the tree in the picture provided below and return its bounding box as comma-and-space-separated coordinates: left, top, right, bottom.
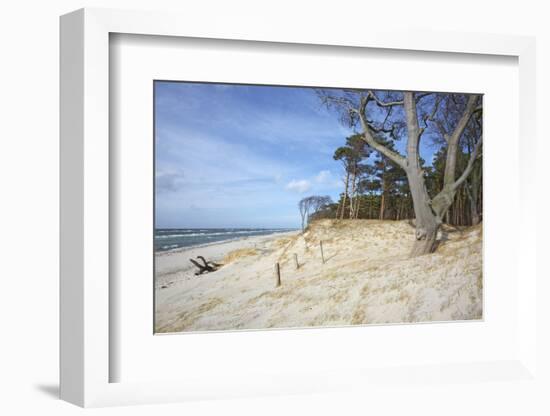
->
358, 164, 381, 219
298, 195, 332, 231
333, 146, 354, 220
426, 103, 483, 226
366, 137, 404, 220
346, 135, 370, 219
333, 135, 370, 219
463, 115, 483, 225
319, 89, 482, 256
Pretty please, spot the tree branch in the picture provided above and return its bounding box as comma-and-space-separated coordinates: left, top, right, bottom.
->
367, 90, 404, 107
419, 96, 442, 137
357, 102, 407, 168
403, 91, 422, 170
381, 106, 393, 129
415, 92, 432, 103
447, 94, 479, 147
436, 120, 450, 142
441, 94, 480, 187
452, 135, 483, 191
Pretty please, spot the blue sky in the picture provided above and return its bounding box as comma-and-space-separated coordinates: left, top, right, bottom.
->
154, 82, 440, 229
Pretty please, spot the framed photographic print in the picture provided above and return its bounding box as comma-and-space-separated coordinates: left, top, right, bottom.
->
153, 81, 483, 334
60, 7, 541, 409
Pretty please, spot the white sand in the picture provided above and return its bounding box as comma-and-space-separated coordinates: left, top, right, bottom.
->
155, 220, 482, 333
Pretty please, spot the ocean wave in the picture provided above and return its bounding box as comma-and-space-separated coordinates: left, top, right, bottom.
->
156, 233, 207, 239
155, 229, 298, 252
160, 244, 180, 250
155, 229, 293, 239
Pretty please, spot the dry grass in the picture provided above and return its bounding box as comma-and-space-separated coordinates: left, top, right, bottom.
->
157, 297, 224, 333
223, 248, 258, 264
351, 308, 366, 325
273, 237, 295, 248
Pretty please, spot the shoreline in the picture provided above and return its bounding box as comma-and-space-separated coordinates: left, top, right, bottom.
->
154, 230, 300, 287
155, 229, 298, 256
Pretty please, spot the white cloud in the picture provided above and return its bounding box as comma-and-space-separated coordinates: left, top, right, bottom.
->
285, 179, 312, 193
314, 169, 341, 189
315, 170, 332, 183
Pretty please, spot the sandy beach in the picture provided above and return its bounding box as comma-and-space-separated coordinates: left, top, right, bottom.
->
154, 220, 482, 333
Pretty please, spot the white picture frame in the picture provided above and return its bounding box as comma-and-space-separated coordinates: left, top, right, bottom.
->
60, 7, 539, 408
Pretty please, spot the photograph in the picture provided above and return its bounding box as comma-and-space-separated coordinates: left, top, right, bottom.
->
153, 81, 483, 334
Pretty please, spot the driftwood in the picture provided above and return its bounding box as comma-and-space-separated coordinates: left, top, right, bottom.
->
189, 256, 221, 276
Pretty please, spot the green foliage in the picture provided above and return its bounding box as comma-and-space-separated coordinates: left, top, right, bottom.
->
321, 90, 483, 226
327, 131, 482, 225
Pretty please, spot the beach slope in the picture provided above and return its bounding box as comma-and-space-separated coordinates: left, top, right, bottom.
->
155, 220, 482, 333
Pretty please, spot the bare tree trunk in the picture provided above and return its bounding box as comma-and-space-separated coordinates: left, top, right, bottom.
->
340, 171, 350, 220
403, 93, 440, 256
473, 207, 479, 226
300, 206, 307, 232
453, 191, 458, 225
462, 189, 466, 225
368, 197, 372, 218
349, 166, 357, 219
466, 183, 480, 225
457, 188, 462, 225
396, 198, 403, 221
407, 169, 440, 256
379, 161, 386, 220
466, 162, 481, 225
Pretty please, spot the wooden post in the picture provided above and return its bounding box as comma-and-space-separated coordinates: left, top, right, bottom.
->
293, 253, 299, 270
319, 241, 325, 264
274, 262, 281, 287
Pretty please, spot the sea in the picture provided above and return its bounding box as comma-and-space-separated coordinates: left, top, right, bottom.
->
155, 228, 297, 252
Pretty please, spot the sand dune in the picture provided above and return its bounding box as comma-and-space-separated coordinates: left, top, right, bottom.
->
155, 220, 482, 333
